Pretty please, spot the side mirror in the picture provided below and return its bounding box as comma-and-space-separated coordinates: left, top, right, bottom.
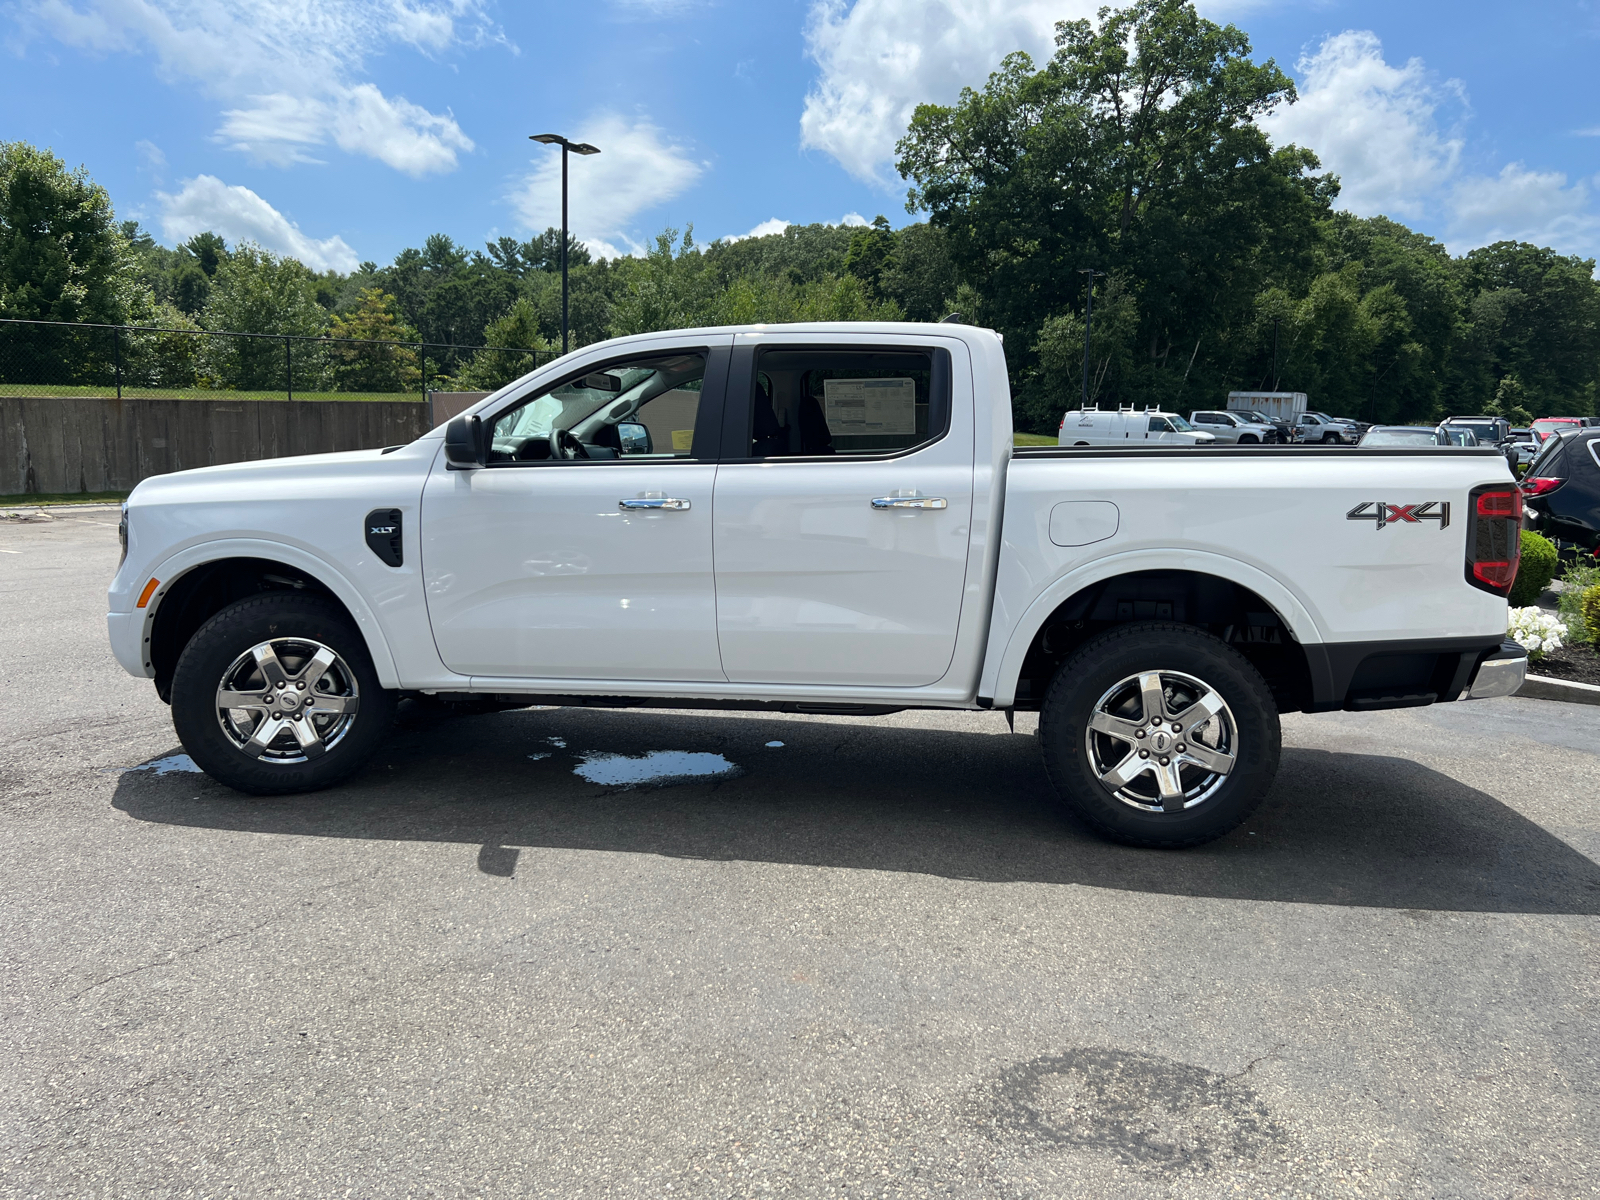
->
616, 421, 652, 455
444, 415, 484, 468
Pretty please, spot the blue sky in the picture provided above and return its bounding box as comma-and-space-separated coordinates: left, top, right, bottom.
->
4, 0, 1597, 272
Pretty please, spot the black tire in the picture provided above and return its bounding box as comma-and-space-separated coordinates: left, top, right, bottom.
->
1038, 622, 1280, 848
1320, 432, 1336, 444
1238, 434, 1258, 445
170, 593, 396, 795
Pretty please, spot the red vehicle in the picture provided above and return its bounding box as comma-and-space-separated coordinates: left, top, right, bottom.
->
1530, 417, 1589, 443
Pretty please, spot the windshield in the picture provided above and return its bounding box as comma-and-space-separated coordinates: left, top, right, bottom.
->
1165, 414, 1195, 431
1362, 429, 1441, 447
1455, 422, 1499, 441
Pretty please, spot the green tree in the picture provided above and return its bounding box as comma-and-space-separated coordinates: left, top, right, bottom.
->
326, 288, 420, 393
0, 142, 136, 324
1457, 242, 1600, 417
452, 297, 552, 391
843, 216, 895, 299
879, 222, 959, 321
896, 0, 1334, 411
199, 243, 329, 392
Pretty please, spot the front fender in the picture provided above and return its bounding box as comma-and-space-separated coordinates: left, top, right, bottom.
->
125, 538, 400, 688
979, 547, 1324, 708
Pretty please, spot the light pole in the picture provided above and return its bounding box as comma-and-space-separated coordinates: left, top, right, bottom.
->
1078, 268, 1106, 408
529, 133, 601, 355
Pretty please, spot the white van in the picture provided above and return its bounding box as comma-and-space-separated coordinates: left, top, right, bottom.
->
1057, 406, 1217, 447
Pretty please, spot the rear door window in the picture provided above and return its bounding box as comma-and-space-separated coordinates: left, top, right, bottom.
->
740, 346, 949, 458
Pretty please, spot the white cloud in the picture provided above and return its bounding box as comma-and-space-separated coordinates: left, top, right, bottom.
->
800, 0, 1091, 184
1449, 165, 1600, 257
1264, 30, 1462, 218
725, 217, 791, 242
1266, 30, 1600, 259
25, 0, 497, 176
509, 114, 705, 259
838, 211, 868, 226
158, 175, 359, 272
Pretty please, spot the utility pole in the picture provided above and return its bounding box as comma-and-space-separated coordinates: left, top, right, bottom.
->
529, 133, 601, 355
1078, 268, 1106, 407
1271, 317, 1281, 392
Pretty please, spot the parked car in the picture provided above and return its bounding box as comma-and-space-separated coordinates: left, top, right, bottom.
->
1444, 427, 1481, 447
111, 321, 1526, 849
1522, 427, 1600, 555
1187, 410, 1278, 444
1228, 408, 1297, 443
1531, 416, 1590, 442
1296, 411, 1357, 443
1442, 416, 1510, 447
1506, 429, 1541, 471
1357, 425, 1451, 447
1057, 406, 1218, 447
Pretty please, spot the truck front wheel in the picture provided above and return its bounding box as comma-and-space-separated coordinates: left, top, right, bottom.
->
170, 594, 396, 795
1038, 623, 1280, 847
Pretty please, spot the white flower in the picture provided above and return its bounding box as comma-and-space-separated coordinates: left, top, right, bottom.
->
1508, 606, 1567, 660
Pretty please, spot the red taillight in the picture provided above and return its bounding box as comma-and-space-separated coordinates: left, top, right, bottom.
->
1473, 561, 1517, 588
1476, 489, 1523, 520
1466, 484, 1521, 598
1522, 477, 1564, 496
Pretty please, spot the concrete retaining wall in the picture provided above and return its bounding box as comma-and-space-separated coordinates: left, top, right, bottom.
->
0, 395, 432, 495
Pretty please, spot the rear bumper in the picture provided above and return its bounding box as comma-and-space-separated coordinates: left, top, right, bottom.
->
1464, 640, 1528, 700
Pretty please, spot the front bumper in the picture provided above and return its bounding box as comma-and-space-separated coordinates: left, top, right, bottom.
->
107, 611, 153, 679
1464, 640, 1528, 700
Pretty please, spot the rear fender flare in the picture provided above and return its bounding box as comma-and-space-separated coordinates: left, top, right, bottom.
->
980, 548, 1324, 708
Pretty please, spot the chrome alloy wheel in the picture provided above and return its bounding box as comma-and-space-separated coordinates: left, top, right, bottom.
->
1084, 670, 1237, 813
214, 637, 360, 763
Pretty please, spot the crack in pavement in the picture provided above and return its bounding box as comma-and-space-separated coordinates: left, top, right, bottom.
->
60, 867, 386, 1005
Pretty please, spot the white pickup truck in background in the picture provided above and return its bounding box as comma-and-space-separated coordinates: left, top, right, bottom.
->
109, 322, 1527, 846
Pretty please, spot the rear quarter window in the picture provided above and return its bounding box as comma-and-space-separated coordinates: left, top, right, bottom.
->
1527, 436, 1567, 477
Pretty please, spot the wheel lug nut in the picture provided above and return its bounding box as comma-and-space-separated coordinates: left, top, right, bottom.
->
296, 681, 306, 690
1135, 729, 1146, 739
1159, 756, 1170, 765
1175, 742, 1186, 752
1139, 749, 1150, 759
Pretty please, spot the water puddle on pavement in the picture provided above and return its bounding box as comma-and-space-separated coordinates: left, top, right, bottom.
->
571, 749, 740, 788
110, 753, 204, 775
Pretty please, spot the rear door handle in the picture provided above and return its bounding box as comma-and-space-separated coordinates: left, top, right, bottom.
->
619, 497, 691, 511
871, 496, 947, 510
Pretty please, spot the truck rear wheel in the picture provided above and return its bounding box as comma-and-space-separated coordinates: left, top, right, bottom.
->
170, 594, 396, 795
1038, 623, 1280, 847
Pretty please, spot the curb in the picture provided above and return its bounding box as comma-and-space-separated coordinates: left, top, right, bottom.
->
1516, 674, 1600, 706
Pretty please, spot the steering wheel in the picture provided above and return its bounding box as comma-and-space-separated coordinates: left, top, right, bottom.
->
552, 428, 590, 460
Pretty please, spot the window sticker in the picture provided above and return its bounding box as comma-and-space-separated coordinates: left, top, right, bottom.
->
671, 429, 694, 452
822, 377, 917, 435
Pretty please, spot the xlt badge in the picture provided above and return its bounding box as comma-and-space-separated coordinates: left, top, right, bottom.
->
1346, 501, 1450, 530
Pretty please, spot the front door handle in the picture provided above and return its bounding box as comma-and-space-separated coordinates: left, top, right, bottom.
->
619, 497, 691, 511
871, 496, 947, 510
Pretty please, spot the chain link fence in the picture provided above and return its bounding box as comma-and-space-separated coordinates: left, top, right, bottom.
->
0, 317, 551, 403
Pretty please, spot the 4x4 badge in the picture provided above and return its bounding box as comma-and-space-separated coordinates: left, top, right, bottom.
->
1346, 501, 1450, 530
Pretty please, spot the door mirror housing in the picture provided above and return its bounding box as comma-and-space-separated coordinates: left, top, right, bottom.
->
616, 422, 652, 455
444, 415, 485, 468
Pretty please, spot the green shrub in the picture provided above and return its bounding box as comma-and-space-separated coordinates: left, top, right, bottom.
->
1509, 530, 1559, 606
1583, 585, 1600, 645
1557, 562, 1600, 641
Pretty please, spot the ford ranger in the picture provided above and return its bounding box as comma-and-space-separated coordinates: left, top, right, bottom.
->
108, 323, 1528, 846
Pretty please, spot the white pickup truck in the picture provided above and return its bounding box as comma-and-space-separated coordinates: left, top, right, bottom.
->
109, 322, 1528, 846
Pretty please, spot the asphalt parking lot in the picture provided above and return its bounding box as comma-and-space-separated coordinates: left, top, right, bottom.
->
2, 509, 1597, 1199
